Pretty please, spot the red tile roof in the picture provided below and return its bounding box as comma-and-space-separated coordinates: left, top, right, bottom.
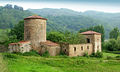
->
18, 41, 30, 43
24, 15, 47, 20
9, 43, 18, 45
81, 31, 101, 35
40, 40, 59, 46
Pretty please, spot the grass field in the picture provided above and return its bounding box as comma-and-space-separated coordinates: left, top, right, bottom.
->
1, 52, 120, 72
0, 54, 8, 72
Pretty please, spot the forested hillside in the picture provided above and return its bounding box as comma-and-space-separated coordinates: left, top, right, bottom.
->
29, 8, 113, 38
1, 4, 120, 38
82, 11, 120, 29
0, 4, 32, 29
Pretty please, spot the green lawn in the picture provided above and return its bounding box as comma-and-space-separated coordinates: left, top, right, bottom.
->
2, 52, 120, 72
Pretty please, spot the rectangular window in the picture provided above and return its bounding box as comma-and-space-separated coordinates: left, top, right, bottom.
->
87, 46, 89, 50
87, 38, 90, 43
74, 47, 76, 51
81, 46, 83, 50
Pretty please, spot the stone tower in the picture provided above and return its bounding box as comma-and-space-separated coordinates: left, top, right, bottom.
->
81, 31, 101, 53
24, 15, 47, 49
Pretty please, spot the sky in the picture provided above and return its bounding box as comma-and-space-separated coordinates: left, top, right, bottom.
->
0, 0, 120, 13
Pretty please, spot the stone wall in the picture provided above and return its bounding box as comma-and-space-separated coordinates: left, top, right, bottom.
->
38, 43, 60, 56
8, 41, 32, 53
24, 19, 46, 50
60, 43, 93, 57
84, 34, 101, 53
69, 44, 93, 57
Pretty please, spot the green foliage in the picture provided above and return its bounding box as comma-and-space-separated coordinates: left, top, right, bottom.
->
47, 31, 86, 44
109, 27, 119, 39
47, 31, 65, 43
106, 56, 114, 60
12, 50, 39, 56
2, 52, 120, 72
9, 21, 24, 41
95, 51, 103, 58
90, 51, 103, 58
0, 54, 8, 72
0, 4, 32, 29
103, 37, 120, 51
3, 53, 18, 59
42, 51, 50, 57
84, 52, 89, 57
79, 25, 105, 42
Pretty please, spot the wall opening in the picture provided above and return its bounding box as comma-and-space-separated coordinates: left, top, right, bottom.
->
87, 46, 89, 50
97, 46, 99, 50
74, 47, 76, 52
81, 46, 83, 50
87, 38, 90, 43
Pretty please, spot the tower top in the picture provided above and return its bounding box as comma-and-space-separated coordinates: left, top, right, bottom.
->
81, 31, 101, 35
24, 15, 47, 20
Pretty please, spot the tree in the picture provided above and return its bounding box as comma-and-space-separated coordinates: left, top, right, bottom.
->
109, 27, 119, 40
47, 31, 65, 43
9, 21, 24, 41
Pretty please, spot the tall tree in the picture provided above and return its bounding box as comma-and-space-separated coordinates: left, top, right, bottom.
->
109, 27, 119, 40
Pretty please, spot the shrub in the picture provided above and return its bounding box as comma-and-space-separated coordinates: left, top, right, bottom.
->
22, 50, 39, 56
84, 52, 89, 57
106, 56, 114, 60
42, 51, 50, 57
90, 51, 103, 58
60, 51, 65, 55
116, 56, 120, 58
90, 53, 96, 57
3, 53, 18, 59
95, 51, 103, 58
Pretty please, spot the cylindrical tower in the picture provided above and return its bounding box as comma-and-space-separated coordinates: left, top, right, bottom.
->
24, 15, 47, 49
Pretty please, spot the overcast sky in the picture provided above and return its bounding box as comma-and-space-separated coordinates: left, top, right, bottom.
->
0, 0, 120, 13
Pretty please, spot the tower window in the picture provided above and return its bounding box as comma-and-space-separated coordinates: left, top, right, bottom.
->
97, 46, 99, 50
87, 38, 90, 43
81, 46, 83, 50
74, 47, 76, 51
87, 46, 89, 50
65, 49, 66, 52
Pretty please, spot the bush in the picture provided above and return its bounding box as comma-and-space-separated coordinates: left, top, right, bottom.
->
84, 52, 89, 57
22, 50, 39, 56
3, 53, 18, 59
106, 56, 114, 60
95, 51, 103, 58
116, 56, 120, 58
90, 51, 103, 58
90, 53, 96, 57
42, 51, 50, 57
60, 51, 65, 55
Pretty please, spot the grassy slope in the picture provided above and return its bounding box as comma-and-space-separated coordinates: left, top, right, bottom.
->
0, 54, 8, 72
3, 52, 120, 72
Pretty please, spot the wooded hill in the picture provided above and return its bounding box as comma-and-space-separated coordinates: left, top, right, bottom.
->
1, 4, 120, 38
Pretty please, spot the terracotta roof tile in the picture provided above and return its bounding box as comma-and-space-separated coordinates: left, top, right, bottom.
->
81, 31, 101, 35
18, 41, 30, 43
40, 40, 59, 46
24, 15, 47, 20
9, 43, 18, 45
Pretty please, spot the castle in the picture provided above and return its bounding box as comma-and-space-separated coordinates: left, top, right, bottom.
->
8, 15, 102, 57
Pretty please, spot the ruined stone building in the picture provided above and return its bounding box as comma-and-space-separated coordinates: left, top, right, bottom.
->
8, 15, 102, 57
